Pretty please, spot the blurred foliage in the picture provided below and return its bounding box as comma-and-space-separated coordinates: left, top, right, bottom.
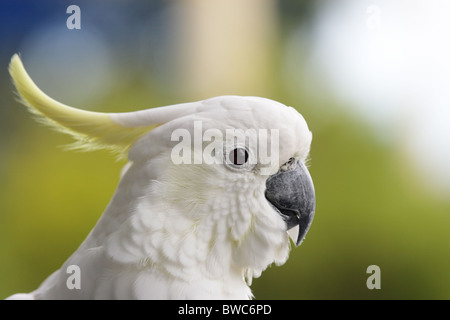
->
1, 0, 450, 300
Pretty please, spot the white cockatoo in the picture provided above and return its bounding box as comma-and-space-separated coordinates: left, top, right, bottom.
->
6, 54, 315, 300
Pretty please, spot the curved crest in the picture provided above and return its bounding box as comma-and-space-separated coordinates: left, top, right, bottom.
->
8, 54, 198, 158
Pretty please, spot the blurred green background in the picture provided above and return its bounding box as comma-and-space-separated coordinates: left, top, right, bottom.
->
1, 0, 450, 299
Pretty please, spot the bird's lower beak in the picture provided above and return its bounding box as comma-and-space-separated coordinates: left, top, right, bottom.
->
265, 159, 315, 246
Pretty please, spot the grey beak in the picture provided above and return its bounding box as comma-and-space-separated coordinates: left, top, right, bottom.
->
265, 159, 315, 246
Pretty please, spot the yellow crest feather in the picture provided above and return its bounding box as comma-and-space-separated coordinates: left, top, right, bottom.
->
8, 54, 155, 157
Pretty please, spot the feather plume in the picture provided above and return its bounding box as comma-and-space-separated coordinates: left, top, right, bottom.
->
8, 54, 155, 157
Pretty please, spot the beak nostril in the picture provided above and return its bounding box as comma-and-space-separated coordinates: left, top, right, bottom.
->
279, 157, 297, 172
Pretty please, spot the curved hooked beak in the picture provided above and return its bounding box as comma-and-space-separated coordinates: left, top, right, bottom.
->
265, 159, 315, 246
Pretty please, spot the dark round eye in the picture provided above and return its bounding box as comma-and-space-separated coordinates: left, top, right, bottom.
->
228, 147, 249, 166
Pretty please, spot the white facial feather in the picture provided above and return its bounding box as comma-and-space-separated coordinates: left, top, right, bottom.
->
103, 96, 311, 287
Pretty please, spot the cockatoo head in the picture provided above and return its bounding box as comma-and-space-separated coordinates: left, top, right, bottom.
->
9, 54, 315, 285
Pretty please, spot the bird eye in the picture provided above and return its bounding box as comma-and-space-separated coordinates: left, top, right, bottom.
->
228, 147, 249, 166
223, 145, 254, 171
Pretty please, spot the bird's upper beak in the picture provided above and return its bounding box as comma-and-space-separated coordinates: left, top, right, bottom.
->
265, 159, 315, 246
